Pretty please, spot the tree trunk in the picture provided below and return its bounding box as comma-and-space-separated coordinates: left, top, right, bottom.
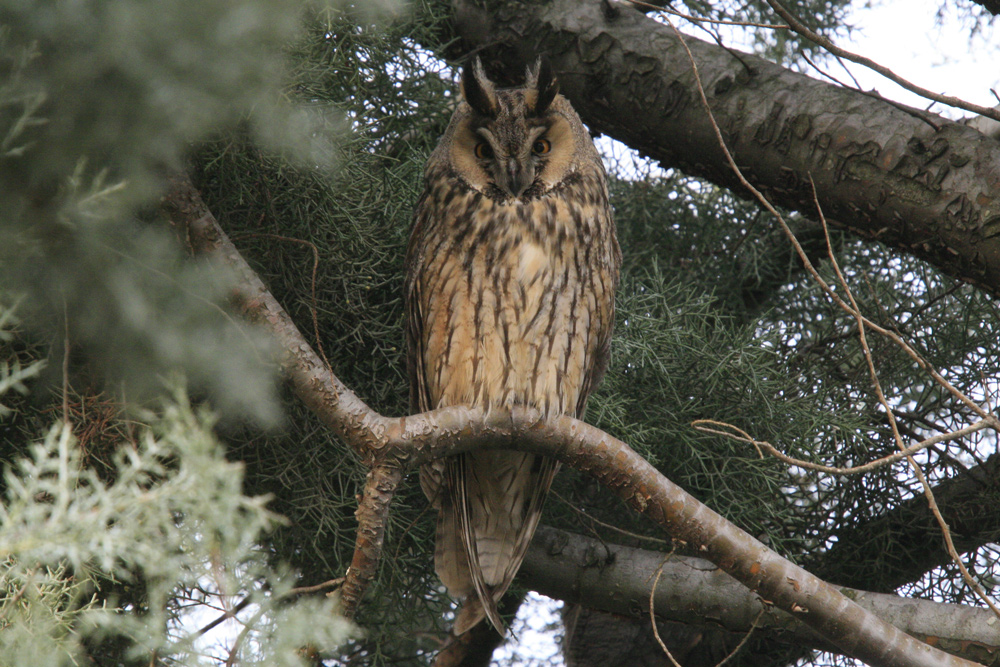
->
446, 0, 1000, 297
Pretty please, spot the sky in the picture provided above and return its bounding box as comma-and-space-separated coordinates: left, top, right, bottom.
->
491, 1, 1000, 665
837, 0, 998, 115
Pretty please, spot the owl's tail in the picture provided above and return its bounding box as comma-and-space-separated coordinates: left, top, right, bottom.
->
435, 450, 559, 635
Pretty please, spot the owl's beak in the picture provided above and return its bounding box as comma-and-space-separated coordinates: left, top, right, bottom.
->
500, 159, 533, 199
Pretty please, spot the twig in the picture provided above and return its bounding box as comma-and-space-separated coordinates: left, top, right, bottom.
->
288, 577, 346, 596
763, 0, 1000, 122
626, 0, 789, 29
194, 596, 254, 639
664, 2, 1000, 626
800, 52, 941, 131
62, 297, 69, 425
814, 175, 1000, 621
659, 15, 1000, 434
553, 489, 670, 547
693, 418, 990, 475
193, 578, 344, 640
226, 605, 265, 667
230, 232, 332, 373
666, 2, 1000, 622
649, 557, 683, 667
715, 608, 766, 667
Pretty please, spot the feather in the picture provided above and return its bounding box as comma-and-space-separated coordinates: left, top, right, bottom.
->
404, 59, 620, 637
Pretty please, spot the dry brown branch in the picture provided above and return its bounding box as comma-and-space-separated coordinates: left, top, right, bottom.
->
716, 610, 765, 667
763, 0, 1000, 122
163, 173, 981, 667
625, 0, 789, 29
229, 232, 331, 371
661, 3, 1000, 625
691, 419, 991, 476
656, 10, 1000, 431
809, 179, 1000, 621
649, 558, 683, 667
553, 488, 671, 547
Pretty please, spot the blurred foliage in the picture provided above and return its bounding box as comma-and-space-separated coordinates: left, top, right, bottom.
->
2, 0, 1000, 666
0, 302, 358, 666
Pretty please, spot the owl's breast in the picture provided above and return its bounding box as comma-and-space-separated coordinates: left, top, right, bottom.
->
414, 180, 617, 418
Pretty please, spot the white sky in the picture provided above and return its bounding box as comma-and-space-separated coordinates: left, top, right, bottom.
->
832, 0, 999, 114
493, 1, 1000, 665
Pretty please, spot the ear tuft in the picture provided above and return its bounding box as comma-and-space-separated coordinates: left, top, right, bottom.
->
526, 57, 558, 115
461, 58, 498, 117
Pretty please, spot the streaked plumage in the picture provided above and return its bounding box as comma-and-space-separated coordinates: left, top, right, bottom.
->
405, 59, 620, 634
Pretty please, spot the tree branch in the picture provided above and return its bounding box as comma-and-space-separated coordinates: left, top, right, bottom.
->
445, 0, 1000, 297
162, 173, 981, 667
762, 0, 1000, 122
523, 526, 1000, 666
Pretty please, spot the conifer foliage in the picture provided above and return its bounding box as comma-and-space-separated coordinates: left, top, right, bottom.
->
1, 1, 999, 666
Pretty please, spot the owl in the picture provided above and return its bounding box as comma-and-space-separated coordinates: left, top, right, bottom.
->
405, 58, 621, 635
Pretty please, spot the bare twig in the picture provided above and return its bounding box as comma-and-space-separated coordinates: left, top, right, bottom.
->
649, 557, 683, 667
62, 297, 69, 425
810, 179, 1000, 619
626, 0, 789, 29
715, 609, 765, 667
800, 52, 941, 131
553, 489, 670, 547
660, 0, 1000, 624
193, 578, 344, 641
691, 418, 990, 476
230, 232, 332, 372
658, 15, 1000, 435
763, 0, 1000, 122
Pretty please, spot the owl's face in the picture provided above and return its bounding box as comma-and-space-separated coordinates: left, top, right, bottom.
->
442, 60, 591, 203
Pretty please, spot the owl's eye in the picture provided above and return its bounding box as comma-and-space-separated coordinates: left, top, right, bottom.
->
532, 139, 551, 155
474, 142, 493, 160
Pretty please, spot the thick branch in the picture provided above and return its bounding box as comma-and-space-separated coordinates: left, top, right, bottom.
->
161, 174, 385, 460
447, 0, 1000, 297
162, 175, 980, 667
341, 465, 404, 616
523, 526, 1000, 666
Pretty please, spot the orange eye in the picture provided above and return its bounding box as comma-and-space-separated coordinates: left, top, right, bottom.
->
474, 142, 493, 159
532, 138, 551, 155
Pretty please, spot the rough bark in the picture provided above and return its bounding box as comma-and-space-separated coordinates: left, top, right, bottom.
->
162, 174, 980, 667
523, 526, 1000, 666
447, 0, 1000, 297
563, 604, 737, 667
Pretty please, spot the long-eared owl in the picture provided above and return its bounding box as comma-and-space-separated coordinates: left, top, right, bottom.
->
404, 59, 621, 634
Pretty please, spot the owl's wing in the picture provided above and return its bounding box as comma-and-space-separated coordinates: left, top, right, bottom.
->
575, 204, 621, 419
405, 194, 449, 508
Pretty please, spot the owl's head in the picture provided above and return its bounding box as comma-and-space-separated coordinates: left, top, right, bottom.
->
440, 58, 597, 202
